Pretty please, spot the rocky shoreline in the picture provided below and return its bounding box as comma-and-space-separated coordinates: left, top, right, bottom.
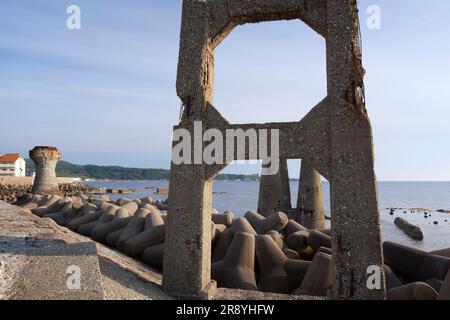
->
0, 184, 99, 203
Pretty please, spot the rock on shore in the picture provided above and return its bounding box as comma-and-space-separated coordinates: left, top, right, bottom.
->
0, 183, 99, 203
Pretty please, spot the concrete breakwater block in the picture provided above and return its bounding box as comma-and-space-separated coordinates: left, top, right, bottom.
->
88, 197, 108, 207
317, 247, 332, 255
439, 272, 450, 300
284, 220, 308, 237
116, 208, 150, 251
24, 194, 52, 208
212, 232, 258, 291
394, 217, 424, 241
292, 252, 333, 297
62, 203, 97, 227
20, 199, 40, 210
7, 242, 104, 300
154, 200, 168, 211
91, 208, 132, 242
67, 209, 101, 231
212, 227, 234, 263
140, 203, 156, 212
384, 241, 450, 282
44, 201, 74, 224
116, 198, 132, 206
230, 217, 257, 235
212, 226, 287, 267
244, 211, 288, 234
77, 205, 118, 236
307, 230, 332, 251
32, 197, 65, 217
68, 210, 101, 231
212, 224, 227, 247
425, 279, 443, 293
142, 243, 165, 270
19, 194, 43, 209
144, 207, 165, 229
123, 224, 166, 257
387, 282, 438, 300
140, 196, 154, 205
255, 235, 310, 294
267, 230, 284, 250
120, 201, 138, 215
77, 221, 101, 237
384, 265, 403, 290
286, 230, 310, 253
283, 249, 300, 260
431, 248, 450, 259
13, 193, 34, 206
212, 211, 234, 227
105, 226, 126, 247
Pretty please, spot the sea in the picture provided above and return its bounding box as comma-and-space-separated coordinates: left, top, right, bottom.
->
84, 180, 450, 251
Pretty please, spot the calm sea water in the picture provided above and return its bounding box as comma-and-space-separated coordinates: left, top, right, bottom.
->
85, 181, 450, 251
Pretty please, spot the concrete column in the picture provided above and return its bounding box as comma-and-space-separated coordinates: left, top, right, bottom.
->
297, 161, 326, 230
163, 0, 216, 299
326, 0, 385, 300
29, 146, 61, 196
163, 162, 216, 299
257, 159, 292, 216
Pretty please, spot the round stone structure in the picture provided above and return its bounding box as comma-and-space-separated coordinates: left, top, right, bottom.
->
29, 146, 62, 196
297, 161, 326, 230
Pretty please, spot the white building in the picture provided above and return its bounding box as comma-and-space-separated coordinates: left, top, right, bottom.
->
0, 153, 26, 177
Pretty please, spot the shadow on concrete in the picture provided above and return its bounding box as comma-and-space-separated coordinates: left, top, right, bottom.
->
0, 236, 97, 256
98, 256, 173, 299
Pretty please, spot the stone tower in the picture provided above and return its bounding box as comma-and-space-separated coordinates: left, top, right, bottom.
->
30, 146, 61, 196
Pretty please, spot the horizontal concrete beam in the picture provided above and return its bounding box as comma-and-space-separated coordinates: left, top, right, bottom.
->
173, 97, 331, 179
209, 0, 328, 47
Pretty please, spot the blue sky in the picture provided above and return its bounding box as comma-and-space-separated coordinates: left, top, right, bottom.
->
0, 0, 449, 181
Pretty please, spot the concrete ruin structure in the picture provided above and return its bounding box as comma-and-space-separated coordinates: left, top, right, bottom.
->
257, 159, 326, 230
30, 146, 62, 196
257, 159, 292, 216
164, 0, 386, 300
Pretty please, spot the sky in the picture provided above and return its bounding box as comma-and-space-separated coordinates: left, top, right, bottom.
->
0, 0, 449, 181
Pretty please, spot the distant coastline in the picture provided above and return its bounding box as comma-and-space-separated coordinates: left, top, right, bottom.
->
24, 159, 260, 182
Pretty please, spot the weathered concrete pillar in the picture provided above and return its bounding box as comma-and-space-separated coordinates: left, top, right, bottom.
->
326, 0, 385, 299
257, 159, 292, 216
29, 146, 61, 196
296, 161, 326, 230
163, 163, 216, 298
163, 0, 216, 299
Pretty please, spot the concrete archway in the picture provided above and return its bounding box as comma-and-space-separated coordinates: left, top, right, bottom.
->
163, 0, 385, 300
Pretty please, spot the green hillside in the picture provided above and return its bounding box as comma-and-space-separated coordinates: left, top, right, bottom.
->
25, 159, 259, 181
